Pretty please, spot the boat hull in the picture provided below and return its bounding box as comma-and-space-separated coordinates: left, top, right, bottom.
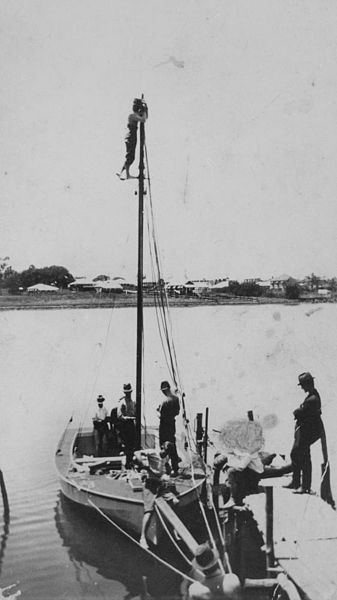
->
55, 425, 205, 540
58, 474, 145, 536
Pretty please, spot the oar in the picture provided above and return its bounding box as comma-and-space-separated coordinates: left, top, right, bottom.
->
320, 421, 335, 509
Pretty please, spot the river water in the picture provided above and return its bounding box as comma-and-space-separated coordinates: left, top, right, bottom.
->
1, 304, 337, 599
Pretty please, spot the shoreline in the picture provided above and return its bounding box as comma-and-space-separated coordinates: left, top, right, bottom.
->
0, 292, 330, 311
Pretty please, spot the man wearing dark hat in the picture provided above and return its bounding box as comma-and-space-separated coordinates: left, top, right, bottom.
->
188, 543, 241, 599
285, 372, 323, 493
157, 381, 180, 475
117, 383, 136, 468
92, 395, 109, 457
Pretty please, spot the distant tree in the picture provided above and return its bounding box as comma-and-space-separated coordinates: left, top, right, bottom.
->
0, 256, 10, 285
309, 273, 320, 291
93, 274, 109, 282
285, 281, 301, 300
20, 266, 41, 289
20, 265, 74, 289
228, 280, 241, 295
4, 270, 22, 293
240, 282, 263, 297
329, 277, 337, 293
228, 280, 263, 297
41, 266, 74, 288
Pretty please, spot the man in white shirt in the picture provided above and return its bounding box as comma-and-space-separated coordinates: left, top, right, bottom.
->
92, 395, 109, 457
117, 383, 136, 468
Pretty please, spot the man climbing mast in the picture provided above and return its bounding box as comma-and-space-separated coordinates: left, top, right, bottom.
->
117, 97, 148, 179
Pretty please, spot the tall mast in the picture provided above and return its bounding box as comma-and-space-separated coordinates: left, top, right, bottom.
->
135, 98, 145, 450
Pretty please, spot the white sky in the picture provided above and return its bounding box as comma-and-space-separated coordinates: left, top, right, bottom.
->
1, 0, 337, 282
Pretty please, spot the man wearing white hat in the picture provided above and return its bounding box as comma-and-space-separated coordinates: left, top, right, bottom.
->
92, 395, 109, 457
117, 383, 136, 468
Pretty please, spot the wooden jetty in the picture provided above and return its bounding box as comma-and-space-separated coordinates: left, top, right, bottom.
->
247, 479, 337, 600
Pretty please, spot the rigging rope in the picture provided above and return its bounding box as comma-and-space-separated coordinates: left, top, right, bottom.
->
77, 305, 116, 437
143, 144, 227, 564
144, 143, 197, 455
86, 497, 197, 583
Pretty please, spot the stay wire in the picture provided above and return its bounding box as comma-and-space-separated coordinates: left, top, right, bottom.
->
144, 148, 216, 538
144, 153, 220, 555
145, 146, 201, 458
144, 147, 185, 399
144, 146, 179, 383
78, 306, 116, 434
144, 146, 195, 452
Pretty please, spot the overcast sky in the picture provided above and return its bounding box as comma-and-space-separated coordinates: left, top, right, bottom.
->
1, 0, 337, 282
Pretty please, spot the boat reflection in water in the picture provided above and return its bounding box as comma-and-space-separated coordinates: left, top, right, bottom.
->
54, 492, 182, 599
0, 512, 10, 579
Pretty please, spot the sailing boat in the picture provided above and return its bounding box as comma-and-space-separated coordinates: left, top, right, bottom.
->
55, 97, 213, 567
56, 97, 315, 600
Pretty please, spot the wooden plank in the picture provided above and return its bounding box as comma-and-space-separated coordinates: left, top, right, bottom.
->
155, 496, 198, 554
246, 487, 337, 600
278, 557, 336, 600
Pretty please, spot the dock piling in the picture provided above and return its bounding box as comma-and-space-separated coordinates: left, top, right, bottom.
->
265, 486, 275, 574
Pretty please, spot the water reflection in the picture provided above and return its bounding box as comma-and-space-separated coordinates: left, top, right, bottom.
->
0, 513, 10, 578
54, 493, 182, 599
0, 470, 10, 579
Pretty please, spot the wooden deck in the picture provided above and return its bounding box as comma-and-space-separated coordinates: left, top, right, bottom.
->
246, 479, 337, 600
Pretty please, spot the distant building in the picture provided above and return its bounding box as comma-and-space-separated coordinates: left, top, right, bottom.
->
27, 283, 59, 292
270, 274, 296, 293
256, 279, 272, 291
68, 278, 96, 291
94, 281, 123, 294
211, 279, 230, 291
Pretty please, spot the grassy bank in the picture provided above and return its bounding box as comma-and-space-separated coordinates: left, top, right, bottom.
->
0, 291, 305, 311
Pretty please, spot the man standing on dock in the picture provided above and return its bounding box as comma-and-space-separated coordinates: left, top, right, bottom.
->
157, 381, 181, 476
285, 372, 323, 493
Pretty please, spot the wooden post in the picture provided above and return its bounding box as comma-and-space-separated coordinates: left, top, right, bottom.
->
265, 486, 275, 574
320, 422, 335, 509
195, 413, 203, 456
204, 407, 209, 463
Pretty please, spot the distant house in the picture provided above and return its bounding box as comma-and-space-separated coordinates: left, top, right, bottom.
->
68, 278, 96, 291
94, 281, 123, 294
243, 278, 261, 284
317, 288, 331, 297
256, 279, 272, 291
243, 278, 271, 291
27, 283, 59, 292
270, 274, 296, 293
166, 281, 195, 296
187, 279, 214, 294
211, 279, 230, 292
